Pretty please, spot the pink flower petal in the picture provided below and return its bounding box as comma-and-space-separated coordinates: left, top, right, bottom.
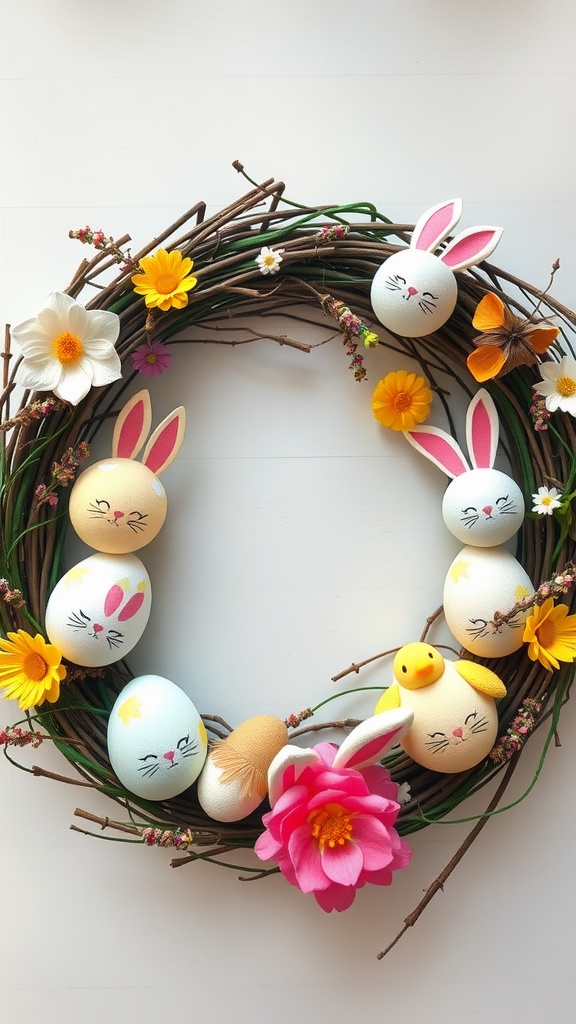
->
321, 840, 363, 886
314, 883, 358, 913
351, 816, 393, 871
288, 825, 329, 893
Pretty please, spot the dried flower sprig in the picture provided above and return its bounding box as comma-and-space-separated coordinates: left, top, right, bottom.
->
530, 394, 551, 432
284, 708, 314, 729
491, 562, 576, 628
69, 226, 135, 270
34, 442, 90, 509
314, 224, 350, 244
142, 826, 195, 851
320, 294, 379, 381
0, 579, 25, 609
0, 725, 45, 748
490, 697, 544, 764
0, 397, 65, 433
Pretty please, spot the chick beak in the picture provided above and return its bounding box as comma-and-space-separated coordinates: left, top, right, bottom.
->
415, 663, 435, 678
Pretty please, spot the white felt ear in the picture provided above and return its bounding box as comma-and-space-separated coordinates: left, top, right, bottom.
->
112, 390, 152, 460
267, 746, 321, 808
411, 199, 462, 253
466, 389, 499, 469
142, 407, 186, 475
403, 426, 470, 479
439, 225, 503, 271
332, 708, 413, 771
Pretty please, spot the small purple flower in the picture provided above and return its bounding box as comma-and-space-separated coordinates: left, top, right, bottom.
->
132, 341, 171, 377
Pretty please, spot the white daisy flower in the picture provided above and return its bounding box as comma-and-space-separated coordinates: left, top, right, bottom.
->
532, 354, 576, 416
12, 292, 121, 406
255, 246, 284, 275
532, 485, 563, 516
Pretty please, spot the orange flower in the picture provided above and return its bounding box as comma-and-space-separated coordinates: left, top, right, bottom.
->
372, 370, 433, 431
466, 293, 558, 382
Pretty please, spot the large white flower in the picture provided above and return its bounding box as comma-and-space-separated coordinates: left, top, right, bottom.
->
12, 292, 121, 405
533, 354, 576, 416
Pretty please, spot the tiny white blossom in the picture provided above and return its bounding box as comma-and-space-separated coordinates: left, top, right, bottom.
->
531, 485, 562, 516
255, 246, 284, 276
396, 781, 412, 805
532, 354, 576, 417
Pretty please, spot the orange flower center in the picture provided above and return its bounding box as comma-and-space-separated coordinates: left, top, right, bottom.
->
145, 352, 157, 365
54, 332, 83, 364
392, 390, 413, 412
537, 620, 556, 649
309, 803, 354, 850
23, 651, 48, 681
154, 272, 180, 295
556, 375, 576, 397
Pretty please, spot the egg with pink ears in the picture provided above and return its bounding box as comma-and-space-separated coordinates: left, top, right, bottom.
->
44, 552, 151, 667
107, 674, 208, 800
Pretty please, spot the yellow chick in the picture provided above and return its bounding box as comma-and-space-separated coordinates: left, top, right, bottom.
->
375, 642, 506, 773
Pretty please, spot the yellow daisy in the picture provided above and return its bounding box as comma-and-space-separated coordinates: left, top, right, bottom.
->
372, 370, 433, 431
0, 631, 66, 710
523, 597, 576, 671
131, 249, 197, 312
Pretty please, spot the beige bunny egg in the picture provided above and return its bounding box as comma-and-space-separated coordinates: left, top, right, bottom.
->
107, 674, 208, 801
443, 545, 533, 657
44, 552, 151, 667
371, 250, 458, 337
69, 459, 167, 553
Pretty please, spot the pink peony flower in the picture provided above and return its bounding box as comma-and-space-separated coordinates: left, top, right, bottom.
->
131, 341, 171, 377
255, 734, 412, 912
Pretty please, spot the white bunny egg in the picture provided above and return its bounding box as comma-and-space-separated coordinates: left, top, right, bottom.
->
442, 469, 525, 546
371, 250, 458, 337
443, 546, 533, 657
107, 674, 208, 800
44, 552, 151, 666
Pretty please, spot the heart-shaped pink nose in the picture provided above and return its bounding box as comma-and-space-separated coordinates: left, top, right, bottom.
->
163, 750, 175, 762
113, 510, 125, 520
482, 505, 493, 516
407, 286, 418, 297
452, 727, 463, 738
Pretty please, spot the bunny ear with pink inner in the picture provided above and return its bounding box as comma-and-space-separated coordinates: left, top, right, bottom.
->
466, 388, 500, 469
112, 390, 153, 459
332, 708, 413, 772
267, 746, 321, 808
439, 225, 503, 272
404, 426, 470, 479
411, 198, 463, 253
142, 408, 186, 475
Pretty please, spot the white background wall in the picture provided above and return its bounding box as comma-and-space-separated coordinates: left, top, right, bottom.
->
1, 2, 576, 1021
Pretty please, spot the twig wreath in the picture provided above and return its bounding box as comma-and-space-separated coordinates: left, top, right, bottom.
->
2, 164, 576, 958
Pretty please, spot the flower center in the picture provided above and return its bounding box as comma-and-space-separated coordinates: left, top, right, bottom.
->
392, 390, 412, 412
263, 254, 276, 266
145, 352, 158, 365
537, 620, 556, 649
53, 332, 83, 364
154, 272, 180, 295
309, 803, 354, 850
541, 496, 553, 507
22, 652, 48, 681
556, 375, 576, 397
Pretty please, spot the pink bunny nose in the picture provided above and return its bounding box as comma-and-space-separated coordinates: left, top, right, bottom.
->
482, 505, 493, 516
407, 286, 418, 297
452, 727, 463, 738
93, 623, 103, 633
163, 750, 175, 762
113, 510, 125, 520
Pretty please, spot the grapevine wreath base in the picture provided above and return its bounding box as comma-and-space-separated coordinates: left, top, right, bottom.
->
1, 166, 576, 957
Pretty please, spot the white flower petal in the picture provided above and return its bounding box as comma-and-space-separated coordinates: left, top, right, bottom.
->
53, 362, 93, 405
82, 309, 120, 345
89, 351, 122, 387
15, 359, 63, 391
66, 301, 89, 338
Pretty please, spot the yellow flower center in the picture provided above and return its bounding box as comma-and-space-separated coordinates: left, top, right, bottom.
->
154, 272, 180, 295
54, 332, 84, 364
263, 254, 276, 266
541, 496, 553, 507
145, 352, 157, 365
392, 390, 412, 412
309, 803, 354, 850
537, 620, 556, 649
556, 375, 576, 397
23, 651, 48, 681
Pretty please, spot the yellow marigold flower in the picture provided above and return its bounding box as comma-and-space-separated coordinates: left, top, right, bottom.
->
0, 631, 66, 710
372, 370, 433, 431
131, 249, 197, 312
523, 597, 576, 671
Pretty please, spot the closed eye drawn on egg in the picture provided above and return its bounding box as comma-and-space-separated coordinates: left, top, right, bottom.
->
127, 511, 148, 534
425, 733, 450, 754
177, 734, 199, 758
385, 274, 406, 291
106, 629, 124, 650
460, 506, 479, 529
87, 499, 111, 519
466, 618, 491, 641
418, 291, 438, 314
495, 494, 517, 516
67, 609, 91, 630
467, 713, 490, 734
137, 754, 160, 779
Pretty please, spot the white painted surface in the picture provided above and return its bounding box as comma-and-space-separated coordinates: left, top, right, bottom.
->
1, 2, 576, 1020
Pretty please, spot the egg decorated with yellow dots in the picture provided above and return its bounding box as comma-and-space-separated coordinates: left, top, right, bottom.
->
107, 674, 208, 800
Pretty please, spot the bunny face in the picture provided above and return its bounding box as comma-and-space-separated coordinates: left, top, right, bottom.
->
370, 200, 503, 339
68, 389, 185, 554
442, 468, 525, 546
44, 552, 151, 666
69, 459, 167, 553
371, 250, 458, 338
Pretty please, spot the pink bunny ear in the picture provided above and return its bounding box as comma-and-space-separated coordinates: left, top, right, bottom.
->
411, 199, 462, 253
404, 426, 470, 479
466, 389, 499, 469
142, 407, 186, 475
112, 390, 152, 459
439, 225, 503, 271
332, 708, 413, 771
268, 746, 321, 808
